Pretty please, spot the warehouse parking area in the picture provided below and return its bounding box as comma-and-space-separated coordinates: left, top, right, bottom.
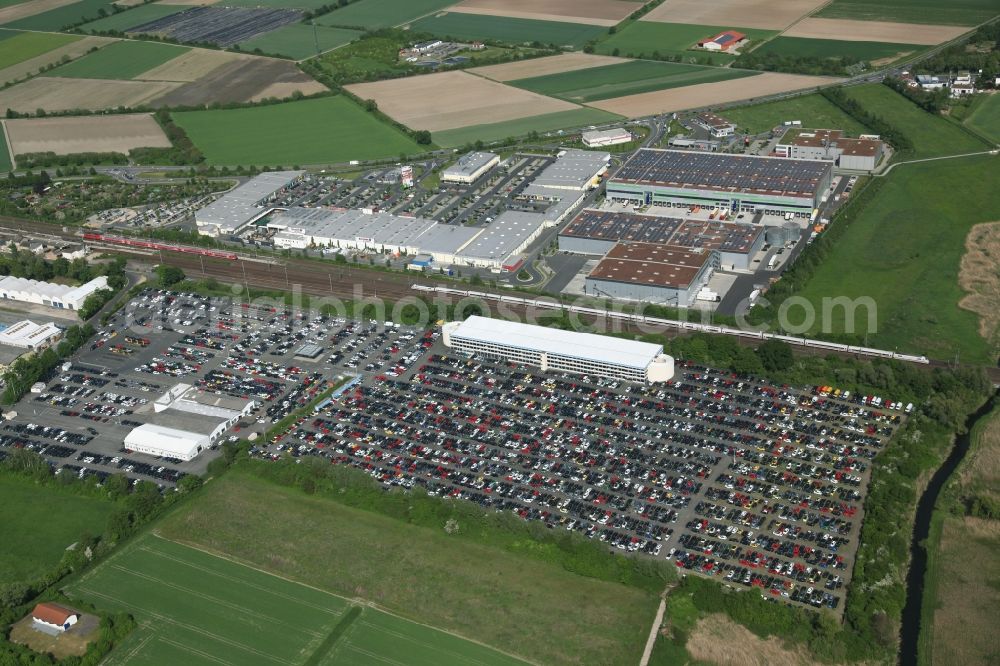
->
0, 289, 431, 488
253, 336, 909, 612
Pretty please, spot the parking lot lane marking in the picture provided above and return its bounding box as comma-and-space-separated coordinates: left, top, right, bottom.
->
157, 637, 239, 666
108, 563, 325, 638
75, 587, 292, 664
136, 542, 344, 616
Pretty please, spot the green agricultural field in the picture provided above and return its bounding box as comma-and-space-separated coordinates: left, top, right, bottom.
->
596, 21, 776, 63
316, 0, 457, 29
844, 83, 989, 157
4, 0, 115, 30
0, 476, 113, 584
723, 93, 872, 134
433, 107, 622, 148
816, 0, 999, 26
966, 92, 1000, 143
239, 24, 362, 59
152, 473, 659, 665
410, 12, 606, 49
509, 59, 758, 103
0, 124, 10, 171
173, 96, 424, 165
792, 155, 1000, 363
68, 533, 523, 666
755, 36, 925, 64
77, 3, 186, 33
46, 40, 188, 79
0, 30, 79, 70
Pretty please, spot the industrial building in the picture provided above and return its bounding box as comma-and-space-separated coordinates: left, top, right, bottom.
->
581, 128, 632, 148
607, 149, 832, 217
668, 137, 720, 152
533, 149, 610, 191
0, 275, 109, 311
0, 319, 62, 350
559, 209, 764, 270
442, 315, 674, 384
442, 152, 499, 183
153, 382, 255, 422
693, 112, 736, 137
452, 211, 546, 270
124, 409, 230, 461
195, 170, 304, 236
774, 128, 884, 171
584, 241, 718, 306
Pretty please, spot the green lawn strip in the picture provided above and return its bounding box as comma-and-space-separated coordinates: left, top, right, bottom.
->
815, 0, 998, 26
172, 96, 423, 166
303, 606, 361, 666
509, 60, 757, 103
77, 3, 188, 33
409, 12, 606, 49
792, 155, 1000, 362
842, 83, 989, 157
433, 108, 623, 148
155, 473, 658, 665
5, 0, 115, 30
0, 30, 79, 69
238, 23, 362, 60
45, 40, 189, 79
720, 93, 871, 134
755, 36, 926, 63
0, 474, 113, 584
265, 376, 350, 442
315, 0, 457, 29
966, 92, 1000, 143
595, 21, 776, 62
0, 120, 11, 172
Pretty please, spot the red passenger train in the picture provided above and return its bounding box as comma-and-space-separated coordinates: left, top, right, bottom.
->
82, 233, 238, 260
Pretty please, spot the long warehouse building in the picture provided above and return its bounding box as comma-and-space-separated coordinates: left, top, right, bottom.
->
442, 315, 674, 383
607, 149, 831, 217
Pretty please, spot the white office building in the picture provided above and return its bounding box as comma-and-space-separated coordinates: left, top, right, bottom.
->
442, 152, 499, 183
123, 409, 230, 461
582, 128, 632, 148
0, 275, 108, 311
442, 316, 674, 384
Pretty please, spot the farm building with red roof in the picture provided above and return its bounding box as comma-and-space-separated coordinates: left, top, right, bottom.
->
31, 603, 79, 632
697, 30, 748, 53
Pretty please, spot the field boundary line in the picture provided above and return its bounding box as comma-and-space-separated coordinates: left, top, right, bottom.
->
0, 120, 14, 171
157, 637, 238, 666
152, 532, 539, 665
76, 586, 292, 664
108, 563, 326, 638
354, 618, 510, 666
136, 543, 344, 616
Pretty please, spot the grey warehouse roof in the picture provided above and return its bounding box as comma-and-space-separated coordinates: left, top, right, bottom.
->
443, 151, 497, 178
148, 409, 226, 435
456, 211, 545, 261
532, 149, 609, 189
452, 315, 664, 369
272, 207, 480, 254
196, 171, 303, 230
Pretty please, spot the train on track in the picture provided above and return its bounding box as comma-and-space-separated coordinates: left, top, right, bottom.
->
413, 284, 931, 365
81, 233, 238, 260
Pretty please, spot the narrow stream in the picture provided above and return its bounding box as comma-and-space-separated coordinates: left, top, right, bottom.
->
897, 392, 997, 665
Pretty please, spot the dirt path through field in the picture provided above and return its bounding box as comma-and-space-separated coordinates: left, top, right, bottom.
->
784, 17, 969, 44
958, 221, 1000, 346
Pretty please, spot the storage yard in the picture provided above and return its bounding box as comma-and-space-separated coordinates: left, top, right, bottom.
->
126, 5, 304, 47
